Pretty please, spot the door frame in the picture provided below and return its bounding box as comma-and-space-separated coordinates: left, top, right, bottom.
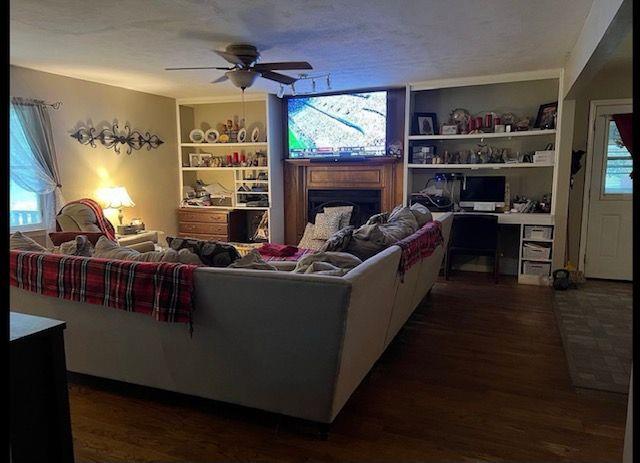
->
578, 98, 632, 273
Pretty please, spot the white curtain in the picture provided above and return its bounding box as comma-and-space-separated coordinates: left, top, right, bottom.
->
10, 98, 64, 230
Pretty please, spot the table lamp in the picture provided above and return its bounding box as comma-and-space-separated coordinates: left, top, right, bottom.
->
98, 186, 135, 225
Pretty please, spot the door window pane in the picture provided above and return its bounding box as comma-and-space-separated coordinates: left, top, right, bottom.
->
603, 120, 633, 195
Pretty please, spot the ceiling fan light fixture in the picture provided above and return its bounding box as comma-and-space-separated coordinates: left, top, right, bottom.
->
225, 69, 258, 90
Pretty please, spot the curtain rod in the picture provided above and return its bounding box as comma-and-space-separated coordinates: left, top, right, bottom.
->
10, 97, 62, 110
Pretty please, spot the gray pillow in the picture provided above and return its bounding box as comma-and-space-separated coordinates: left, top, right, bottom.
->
320, 226, 355, 252
324, 206, 354, 229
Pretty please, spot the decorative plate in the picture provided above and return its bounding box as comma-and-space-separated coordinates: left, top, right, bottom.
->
251, 127, 260, 142
204, 129, 219, 143
237, 128, 247, 143
189, 129, 205, 143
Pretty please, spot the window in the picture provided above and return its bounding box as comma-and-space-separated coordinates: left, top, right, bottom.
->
10, 106, 44, 230
603, 120, 633, 195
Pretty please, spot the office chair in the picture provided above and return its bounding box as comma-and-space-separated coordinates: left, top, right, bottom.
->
444, 214, 499, 283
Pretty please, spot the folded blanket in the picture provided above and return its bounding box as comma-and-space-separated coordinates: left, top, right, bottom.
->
258, 243, 298, 257
228, 250, 278, 271
292, 252, 362, 276
260, 247, 316, 262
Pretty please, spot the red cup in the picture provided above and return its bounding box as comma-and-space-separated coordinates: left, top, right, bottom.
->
475, 116, 483, 129
226, 154, 232, 166
240, 153, 246, 163
468, 118, 476, 131
485, 114, 492, 129
233, 152, 239, 165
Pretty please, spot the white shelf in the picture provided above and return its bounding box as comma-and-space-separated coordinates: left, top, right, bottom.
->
408, 129, 556, 141
236, 191, 269, 195
181, 142, 268, 148
235, 179, 268, 183
407, 162, 554, 169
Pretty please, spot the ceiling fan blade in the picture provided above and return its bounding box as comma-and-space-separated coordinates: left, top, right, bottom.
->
213, 50, 246, 66
259, 71, 297, 85
165, 66, 231, 71
253, 61, 313, 71
211, 75, 229, 84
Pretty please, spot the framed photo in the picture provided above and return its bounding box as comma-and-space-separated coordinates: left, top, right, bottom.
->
411, 144, 436, 164
534, 102, 558, 129
413, 112, 438, 135
189, 153, 201, 167
441, 124, 458, 135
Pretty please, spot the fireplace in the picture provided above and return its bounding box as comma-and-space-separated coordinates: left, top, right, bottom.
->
308, 189, 381, 227
283, 158, 403, 244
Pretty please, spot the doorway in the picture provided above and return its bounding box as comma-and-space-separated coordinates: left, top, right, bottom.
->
580, 99, 632, 280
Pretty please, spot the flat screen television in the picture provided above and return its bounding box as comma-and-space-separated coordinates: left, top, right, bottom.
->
286, 90, 387, 159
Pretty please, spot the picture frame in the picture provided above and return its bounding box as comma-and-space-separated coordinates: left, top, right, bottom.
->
534, 102, 558, 129
411, 144, 436, 164
413, 112, 438, 135
441, 124, 458, 135
189, 153, 201, 167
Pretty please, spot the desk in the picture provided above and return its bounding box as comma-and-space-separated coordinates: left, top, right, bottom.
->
434, 212, 554, 285
10, 312, 74, 463
432, 211, 553, 225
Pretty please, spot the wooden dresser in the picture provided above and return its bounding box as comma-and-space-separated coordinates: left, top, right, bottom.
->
177, 208, 243, 242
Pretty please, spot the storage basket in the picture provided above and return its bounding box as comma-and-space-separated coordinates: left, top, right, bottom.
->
522, 261, 551, 276
523, 225, 553, 240
522, 243, 551, 260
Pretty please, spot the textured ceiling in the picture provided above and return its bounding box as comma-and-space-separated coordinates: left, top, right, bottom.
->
10, 0, 594, 98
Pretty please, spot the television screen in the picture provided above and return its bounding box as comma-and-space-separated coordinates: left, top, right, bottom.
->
287, 90, 387, 159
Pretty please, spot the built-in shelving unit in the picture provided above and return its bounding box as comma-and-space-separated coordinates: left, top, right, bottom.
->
175, 94, 284, 243
404, 70, 564, 285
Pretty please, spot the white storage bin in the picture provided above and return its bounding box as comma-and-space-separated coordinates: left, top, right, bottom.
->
522, 261, 551, 276
522, 242, 551, 260
524, 225, 553, 240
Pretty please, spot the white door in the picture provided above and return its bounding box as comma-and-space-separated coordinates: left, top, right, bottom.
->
583, 101, 632, 280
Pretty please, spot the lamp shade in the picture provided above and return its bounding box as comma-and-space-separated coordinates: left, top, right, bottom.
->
97, 186, 135, 209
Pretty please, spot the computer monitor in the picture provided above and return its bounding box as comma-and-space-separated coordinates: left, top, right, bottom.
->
460, 176, 506, 209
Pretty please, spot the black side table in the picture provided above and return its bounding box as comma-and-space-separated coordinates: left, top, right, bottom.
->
10, 312, 74, 463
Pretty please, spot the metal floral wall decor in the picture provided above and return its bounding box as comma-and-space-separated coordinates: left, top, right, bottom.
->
70, 122, 164, 154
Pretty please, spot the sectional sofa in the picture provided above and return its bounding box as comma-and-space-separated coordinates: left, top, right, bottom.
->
10, 213, 452, 425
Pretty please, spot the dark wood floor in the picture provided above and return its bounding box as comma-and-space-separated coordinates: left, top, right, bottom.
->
67, 273, 628, 462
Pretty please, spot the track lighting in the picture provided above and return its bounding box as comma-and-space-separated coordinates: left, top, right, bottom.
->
291, 82, 296, 96
326, 75, 331, 90
277, 85, 284, 98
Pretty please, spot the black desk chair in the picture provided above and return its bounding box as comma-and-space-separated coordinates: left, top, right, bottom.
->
444, 214, 499, 283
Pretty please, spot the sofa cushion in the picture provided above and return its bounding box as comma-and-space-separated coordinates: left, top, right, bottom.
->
312, 212, 341, 240
409, 202, 433, 227
56, 202, 103, 233
166, 236, 239, 267
10, 231, 47, 252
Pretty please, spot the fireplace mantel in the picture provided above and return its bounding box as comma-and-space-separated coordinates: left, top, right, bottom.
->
283, 157, 404, 244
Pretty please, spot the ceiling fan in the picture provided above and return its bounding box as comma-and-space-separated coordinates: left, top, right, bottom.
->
165, 43, 313, 90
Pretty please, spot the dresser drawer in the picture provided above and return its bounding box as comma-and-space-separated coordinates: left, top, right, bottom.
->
178, 209, 229, 224
179, 222, 229, 235
177, 233, 229, 241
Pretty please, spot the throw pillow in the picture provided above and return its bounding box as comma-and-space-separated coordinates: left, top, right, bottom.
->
49, 231, 105, 246
312, 213, 341, 240
297, 223, 326, 251
9, 231, 47, 252
410, 202, 433, 227
324, 206, 354, 229
319, 226, 355, 252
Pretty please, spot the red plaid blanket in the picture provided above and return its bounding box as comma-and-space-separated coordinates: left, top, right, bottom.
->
258, 247, 316, 262
396, 221, 443, 280
10, 251, 197, 333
